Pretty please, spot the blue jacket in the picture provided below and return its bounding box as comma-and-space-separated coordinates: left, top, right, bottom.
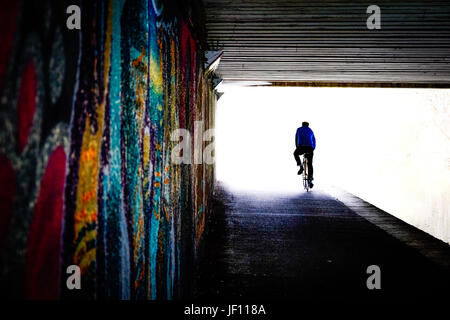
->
295, 126, 316, 149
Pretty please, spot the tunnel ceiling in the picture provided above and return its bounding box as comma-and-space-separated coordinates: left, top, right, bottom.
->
204, 0, 450, 84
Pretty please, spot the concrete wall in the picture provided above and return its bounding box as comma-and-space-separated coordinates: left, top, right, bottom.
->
316, 88, 450, 245
0, 0, 215, 299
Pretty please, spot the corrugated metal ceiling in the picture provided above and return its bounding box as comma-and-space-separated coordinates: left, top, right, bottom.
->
204, 0, 450, 85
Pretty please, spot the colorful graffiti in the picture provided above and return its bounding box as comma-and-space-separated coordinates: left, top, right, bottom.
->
0, 0, 215, 300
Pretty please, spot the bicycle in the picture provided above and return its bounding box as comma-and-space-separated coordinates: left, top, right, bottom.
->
301, 153, 310, 192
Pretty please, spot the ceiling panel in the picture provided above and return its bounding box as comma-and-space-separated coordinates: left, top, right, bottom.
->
204, 0, 450, 85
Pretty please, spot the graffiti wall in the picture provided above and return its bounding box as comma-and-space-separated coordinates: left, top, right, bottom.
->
0, 0, 215, 299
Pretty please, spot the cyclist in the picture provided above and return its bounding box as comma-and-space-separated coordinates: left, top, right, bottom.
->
293, 121, 316, 188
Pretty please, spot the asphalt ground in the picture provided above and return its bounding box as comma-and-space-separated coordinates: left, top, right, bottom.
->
195, 184, 450, 301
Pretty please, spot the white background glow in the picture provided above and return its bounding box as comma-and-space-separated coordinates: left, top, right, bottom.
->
215, 86, 449, 194
214, 85, 450, 243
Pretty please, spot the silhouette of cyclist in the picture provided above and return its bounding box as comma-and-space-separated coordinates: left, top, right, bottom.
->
293, 121, 316, 188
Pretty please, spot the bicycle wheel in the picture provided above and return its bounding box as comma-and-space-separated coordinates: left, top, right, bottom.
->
303, 177, 308, 191
303, 157, 309, 191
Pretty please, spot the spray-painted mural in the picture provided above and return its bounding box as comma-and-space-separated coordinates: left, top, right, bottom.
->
0, 0, 215, 299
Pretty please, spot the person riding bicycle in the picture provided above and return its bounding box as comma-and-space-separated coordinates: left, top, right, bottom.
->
293, 121, 316, 188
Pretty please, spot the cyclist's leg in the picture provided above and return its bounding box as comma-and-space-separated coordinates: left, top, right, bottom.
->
294, 146, 306, 175
293, 146, 304, 165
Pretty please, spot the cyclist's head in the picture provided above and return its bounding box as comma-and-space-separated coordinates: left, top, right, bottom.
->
302, 121, 309, 127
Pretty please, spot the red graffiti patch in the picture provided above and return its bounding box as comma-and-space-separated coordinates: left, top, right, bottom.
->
17, 61, 37, 153
25, 146, 66, 299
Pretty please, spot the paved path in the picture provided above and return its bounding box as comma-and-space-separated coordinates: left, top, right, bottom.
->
196, 185, 450, 300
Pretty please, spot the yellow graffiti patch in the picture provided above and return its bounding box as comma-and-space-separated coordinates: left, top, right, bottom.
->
73, 0, 113, 271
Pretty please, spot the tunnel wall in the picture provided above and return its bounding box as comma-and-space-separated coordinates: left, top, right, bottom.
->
0, 0, 215, 299
319, 89, 449, 245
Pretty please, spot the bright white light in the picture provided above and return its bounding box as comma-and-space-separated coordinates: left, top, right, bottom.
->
215, 85, 450, 243
215, 86, 450, 195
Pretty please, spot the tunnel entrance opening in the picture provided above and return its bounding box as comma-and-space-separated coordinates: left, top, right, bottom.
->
214, 85, 450, 243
